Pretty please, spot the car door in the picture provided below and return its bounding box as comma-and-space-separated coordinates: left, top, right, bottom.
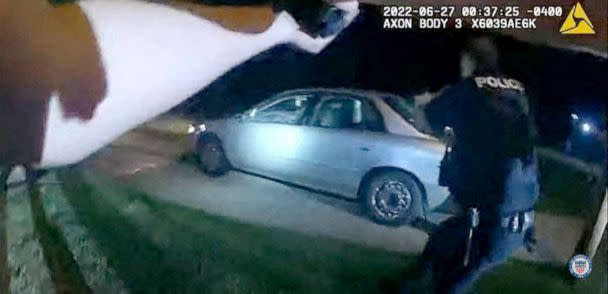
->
229, 94, 317, 180
295, 94, 386, 197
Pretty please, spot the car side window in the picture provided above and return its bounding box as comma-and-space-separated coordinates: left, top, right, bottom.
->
249, 95, 313, 125
311, 97, 359, 129
310, 96, 384, 132
310, 96, 367, 129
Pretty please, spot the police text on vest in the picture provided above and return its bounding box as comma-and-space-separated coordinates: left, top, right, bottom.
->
474, 77, 525, 92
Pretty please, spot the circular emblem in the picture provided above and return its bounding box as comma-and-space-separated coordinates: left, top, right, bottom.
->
568, 254, 592, 279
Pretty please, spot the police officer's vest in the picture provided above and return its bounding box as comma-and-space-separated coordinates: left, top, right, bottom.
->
443, 75, 537, 210
472, 75, 535, 157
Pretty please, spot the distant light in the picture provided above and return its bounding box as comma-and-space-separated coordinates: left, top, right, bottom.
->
571, 113, 579, 120
581, 122, 592, 133
187, 125, 196, 134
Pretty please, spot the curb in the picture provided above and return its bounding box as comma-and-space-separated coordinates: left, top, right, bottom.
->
6, 185, 54, 294
40, 174, 129, 294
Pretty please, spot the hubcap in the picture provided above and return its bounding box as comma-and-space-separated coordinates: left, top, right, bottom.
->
371, 181, 412, 221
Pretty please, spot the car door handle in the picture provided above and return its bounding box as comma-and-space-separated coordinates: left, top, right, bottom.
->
359, 147, 370, 152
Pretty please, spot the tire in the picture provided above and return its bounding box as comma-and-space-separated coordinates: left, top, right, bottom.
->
361, 170, 423, 226
197, 139, 229, 176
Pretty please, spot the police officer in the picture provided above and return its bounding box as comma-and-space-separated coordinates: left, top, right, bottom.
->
418, 36, 539, 294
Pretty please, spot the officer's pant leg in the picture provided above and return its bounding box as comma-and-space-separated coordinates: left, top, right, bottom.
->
421, 216, 469, 293
444, 253, 501, 294
445, 225, 527, 294
423, 216, 468, 264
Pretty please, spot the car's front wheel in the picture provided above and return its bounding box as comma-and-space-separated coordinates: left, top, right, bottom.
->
361, 170, 423, 226
198, 139, 229, 176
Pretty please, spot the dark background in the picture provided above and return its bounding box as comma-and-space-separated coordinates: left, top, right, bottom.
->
50, 0, 607, 146
175, 5, 606, 147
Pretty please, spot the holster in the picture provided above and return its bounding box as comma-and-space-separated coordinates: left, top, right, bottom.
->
463, 207, 479, 267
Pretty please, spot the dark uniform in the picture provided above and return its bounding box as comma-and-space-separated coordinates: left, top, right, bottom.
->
420, 73, 539, 294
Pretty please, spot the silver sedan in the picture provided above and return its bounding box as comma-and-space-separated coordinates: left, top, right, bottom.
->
191, 88, 449, 225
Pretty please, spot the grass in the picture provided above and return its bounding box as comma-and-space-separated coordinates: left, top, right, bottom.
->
52, 167, 606, 294
57, 168, 411, 293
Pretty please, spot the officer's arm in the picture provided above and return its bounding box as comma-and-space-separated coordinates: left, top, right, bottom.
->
423, 85, 461, 136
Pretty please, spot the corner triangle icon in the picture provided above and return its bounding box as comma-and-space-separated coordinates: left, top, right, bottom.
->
560, 2, 595, 35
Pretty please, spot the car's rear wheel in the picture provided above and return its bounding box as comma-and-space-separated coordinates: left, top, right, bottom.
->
361, 170, 423, 226
198, 139, 229, 176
